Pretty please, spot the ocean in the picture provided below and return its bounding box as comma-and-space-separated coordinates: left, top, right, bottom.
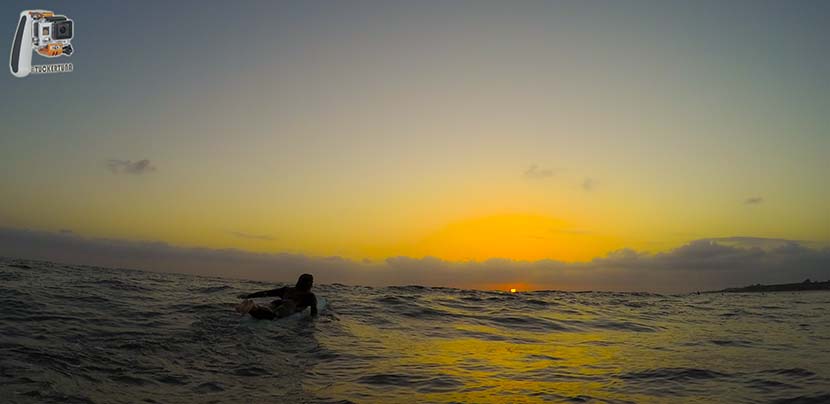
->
1, 257, 829, 403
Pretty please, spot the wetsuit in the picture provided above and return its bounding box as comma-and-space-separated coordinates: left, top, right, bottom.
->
243, 286, 317, 319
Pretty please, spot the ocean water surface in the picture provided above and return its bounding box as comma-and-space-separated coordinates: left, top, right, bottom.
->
1, 257, 829, 403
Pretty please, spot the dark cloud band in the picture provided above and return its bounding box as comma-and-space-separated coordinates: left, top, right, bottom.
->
0, 227, 827, 293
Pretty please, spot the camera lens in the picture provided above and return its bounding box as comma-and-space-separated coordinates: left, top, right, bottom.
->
52, 21, 73, 40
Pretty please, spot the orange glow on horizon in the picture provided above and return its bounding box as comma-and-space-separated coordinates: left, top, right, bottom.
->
413, 214, 620, 262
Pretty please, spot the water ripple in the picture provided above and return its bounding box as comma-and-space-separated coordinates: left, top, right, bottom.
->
2, 258, 829, 403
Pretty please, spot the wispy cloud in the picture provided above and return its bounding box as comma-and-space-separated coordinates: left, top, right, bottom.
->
228, 231, 275, 241
709, 236, 802, 249
744, 196, 763, 205
107, 159, 156, 175
1, 227, 827, 293
581, 177, 595, 191
523, 164, 554, 180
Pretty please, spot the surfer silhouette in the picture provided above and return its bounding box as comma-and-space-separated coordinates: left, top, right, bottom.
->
236, 273, 318, 319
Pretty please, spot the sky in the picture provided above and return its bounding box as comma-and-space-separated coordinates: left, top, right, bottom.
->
1, 1, 829, 292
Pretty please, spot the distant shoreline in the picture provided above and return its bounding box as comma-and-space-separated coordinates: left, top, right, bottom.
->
708, 279, 830, 293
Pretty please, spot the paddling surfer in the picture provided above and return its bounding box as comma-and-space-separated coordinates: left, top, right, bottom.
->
236, 274, 318, 319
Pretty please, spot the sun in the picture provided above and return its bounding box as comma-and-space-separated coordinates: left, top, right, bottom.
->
509, 288, 517, 293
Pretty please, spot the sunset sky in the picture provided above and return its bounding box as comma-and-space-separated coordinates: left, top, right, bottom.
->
2, 1, 829, 291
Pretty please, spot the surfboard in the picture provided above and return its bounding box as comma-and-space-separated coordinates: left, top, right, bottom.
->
237, 296, 326, 322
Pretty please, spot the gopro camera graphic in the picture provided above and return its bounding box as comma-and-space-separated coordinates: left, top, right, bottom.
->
10, 10, 74, 78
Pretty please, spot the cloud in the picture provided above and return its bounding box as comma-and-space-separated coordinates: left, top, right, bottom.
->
744, 196, 763, 205
709, 236, 807, 249
107, 159, 156, 175
523, 164, 554, 180
581, 177, 595, 191
228, 231, 275, 241
1, 227, 828, 293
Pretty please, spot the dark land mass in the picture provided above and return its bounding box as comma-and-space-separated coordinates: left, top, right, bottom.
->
711, 279, 830, 293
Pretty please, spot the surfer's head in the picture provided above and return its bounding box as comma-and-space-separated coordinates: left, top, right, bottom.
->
296, 273, 314, 291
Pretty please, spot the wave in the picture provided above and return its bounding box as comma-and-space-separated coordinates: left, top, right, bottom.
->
1, 257, 829, 403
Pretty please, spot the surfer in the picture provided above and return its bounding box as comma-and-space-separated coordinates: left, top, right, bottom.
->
235, 273, 318, 319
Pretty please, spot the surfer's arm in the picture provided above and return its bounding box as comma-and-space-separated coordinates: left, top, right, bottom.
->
239, 286, 287, 299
